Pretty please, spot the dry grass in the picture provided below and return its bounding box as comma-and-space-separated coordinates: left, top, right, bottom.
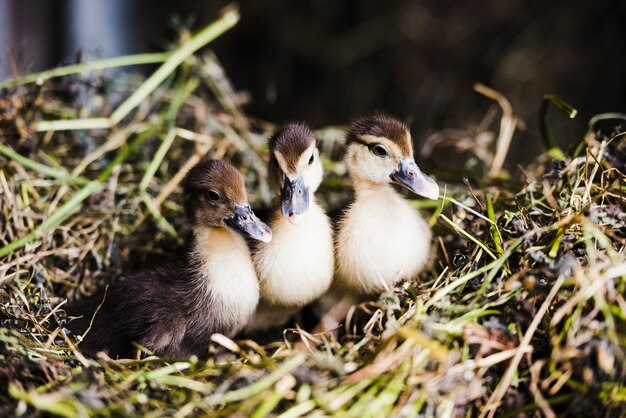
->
1, 9, 626, 418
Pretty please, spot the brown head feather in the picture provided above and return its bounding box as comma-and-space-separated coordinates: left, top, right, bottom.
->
269, 123, 316, 172
346, 114, 413, 156
182, 159, 247, 226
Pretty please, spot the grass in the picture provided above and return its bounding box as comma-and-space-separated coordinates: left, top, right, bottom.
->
1, 8, 625, 418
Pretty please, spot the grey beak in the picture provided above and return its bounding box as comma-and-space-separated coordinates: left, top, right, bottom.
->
390, 158, 439, 200
281, 176, 309, 225
225, 204, 272, 242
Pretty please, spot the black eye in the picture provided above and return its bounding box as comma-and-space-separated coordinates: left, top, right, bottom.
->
272, 156, 279, 167
370, 144, 388, 157
205, 190, 220, 201
308, 154, 314, 165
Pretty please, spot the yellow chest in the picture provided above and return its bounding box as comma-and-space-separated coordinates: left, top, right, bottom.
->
336, 187, 431, 294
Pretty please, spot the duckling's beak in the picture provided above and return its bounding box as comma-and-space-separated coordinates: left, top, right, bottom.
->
226, 203, 273, 242
390, 158, 439, 200
281, 176, 309, 225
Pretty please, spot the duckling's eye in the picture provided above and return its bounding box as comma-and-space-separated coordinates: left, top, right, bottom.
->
370, 144, 388, 157
308, 154, 314, 165
206, 190, 220, 201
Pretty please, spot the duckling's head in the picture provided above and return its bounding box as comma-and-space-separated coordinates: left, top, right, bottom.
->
345, 114, 439, 199
268, 123, 323, 224
183, 159, 272, 242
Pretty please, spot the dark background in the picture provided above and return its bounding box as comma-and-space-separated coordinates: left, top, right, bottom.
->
1, 0, 624, 166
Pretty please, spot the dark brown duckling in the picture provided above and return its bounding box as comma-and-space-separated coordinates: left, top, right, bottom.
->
64, 159, 271, 359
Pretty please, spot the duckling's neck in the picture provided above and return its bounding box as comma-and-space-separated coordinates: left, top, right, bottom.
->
192, 226, 248, 261
352, 177, 396, 197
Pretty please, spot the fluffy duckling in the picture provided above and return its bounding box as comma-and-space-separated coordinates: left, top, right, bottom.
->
247, 123, 334, 331
335, 114, 439, 296
65, 159, 271, 358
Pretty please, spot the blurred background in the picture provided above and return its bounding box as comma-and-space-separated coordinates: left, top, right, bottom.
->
0, 0, 624, 166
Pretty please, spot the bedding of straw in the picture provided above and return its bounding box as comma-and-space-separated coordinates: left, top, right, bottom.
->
1, 9, 625, 418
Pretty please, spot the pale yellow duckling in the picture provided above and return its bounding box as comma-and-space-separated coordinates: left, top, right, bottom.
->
247, 123, 334, 331
336, 114, 439, 295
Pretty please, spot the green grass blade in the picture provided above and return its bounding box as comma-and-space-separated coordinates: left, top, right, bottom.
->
0, 52, 169, 90
0, 144, 89, 185
31, 8, 240, 133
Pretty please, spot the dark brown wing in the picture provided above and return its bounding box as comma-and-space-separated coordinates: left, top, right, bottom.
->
64, 263, 186, 358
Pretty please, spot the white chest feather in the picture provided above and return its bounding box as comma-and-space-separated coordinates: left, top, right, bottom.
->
336, 186, 431, 295
193, 228, 260, 335
253, 202, 334, 307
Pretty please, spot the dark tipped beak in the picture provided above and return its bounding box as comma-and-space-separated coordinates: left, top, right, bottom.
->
390, 158, 439, 200
225, 204, 272, 243
281, 176, 309, 225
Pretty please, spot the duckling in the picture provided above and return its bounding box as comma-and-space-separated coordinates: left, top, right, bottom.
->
65, 159, 271, 358
247, 123, 334, 331
335, 114, 439, 296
